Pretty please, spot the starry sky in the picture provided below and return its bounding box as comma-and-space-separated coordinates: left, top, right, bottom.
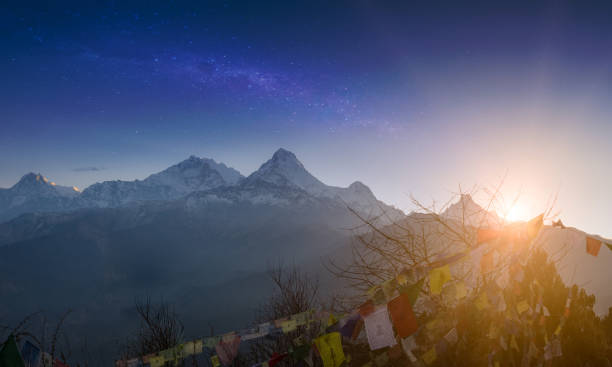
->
1, 1, 612, 237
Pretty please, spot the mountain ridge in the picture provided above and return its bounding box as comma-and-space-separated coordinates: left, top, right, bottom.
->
0, 149, 403, 223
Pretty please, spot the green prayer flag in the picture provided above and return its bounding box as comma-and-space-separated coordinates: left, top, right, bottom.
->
0, 335, 25, 367
399, 278, 424, 305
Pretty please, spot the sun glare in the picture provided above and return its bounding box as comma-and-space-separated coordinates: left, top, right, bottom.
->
505, 203, 528, 222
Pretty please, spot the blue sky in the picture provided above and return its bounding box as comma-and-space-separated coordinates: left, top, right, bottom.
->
1, 0, 612, 237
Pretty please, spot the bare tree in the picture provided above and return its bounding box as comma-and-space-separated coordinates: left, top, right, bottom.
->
327, 184, 558, 308
119, 298, 184, 363
248, 263, 321, 367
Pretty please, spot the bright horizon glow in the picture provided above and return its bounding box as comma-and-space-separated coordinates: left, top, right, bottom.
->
500, 202, 531, 223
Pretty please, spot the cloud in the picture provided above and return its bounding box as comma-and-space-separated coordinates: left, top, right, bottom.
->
73, 166, 105, 172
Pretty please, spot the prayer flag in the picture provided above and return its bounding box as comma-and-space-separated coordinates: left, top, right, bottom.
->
388, 293, 418, 338
215, 335, 241, 366
455, 281, 467, 300
0, 336, 25, 367
339, 313, 361, 339
210, 355, 220, 367
401, 336, 417, 360
586, 236, 602, 257
551, 339, 562, 357
429, 265, 452, 295
20, 340, 39, 367
363, 307, 397, 350
516, 300, 530, 314
510, 335, 519, 351
358, 300, 375, 318
269, 353, 287, 367
281, 320, 298, 333
148, 356, 165, 367
314, 332, 345, 367
422, 347, 437, 365
368, 286, 386, 305
382, 279, 398, 300
444, 328, 458, 345
399, 278, 424, 305
475, 292, 489, 310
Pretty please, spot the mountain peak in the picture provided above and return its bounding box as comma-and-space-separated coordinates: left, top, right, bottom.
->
441, 194, 501, 228
271, 148, 299, 162
12, 173, 50, 190
246, 149, 324, 192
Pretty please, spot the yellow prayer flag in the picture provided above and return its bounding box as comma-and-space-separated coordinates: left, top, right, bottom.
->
516, 300, 530, 314
328, 313, 338, 326
382, 279, 397, 299
148, 356, 165, 367
494, 362, 500, 367
282, 319, 298, 333
455, 281, 467, 300
511, 335, 519, 351
314, 332, 345, 367
554, 325, 562, 336
211, 356, 220, 367
475, 292, 489, 310
422, 347, 437, 365
426, 319, 440, 330
429, 265, 452, 295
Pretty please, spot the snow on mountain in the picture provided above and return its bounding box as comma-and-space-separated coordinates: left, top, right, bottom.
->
144, 155, 241, 194
77, 156, 244, 208
0, 173, 79, 222
0, 150, 401, 223
440, 194, 502, 228
244, 148, 404, 221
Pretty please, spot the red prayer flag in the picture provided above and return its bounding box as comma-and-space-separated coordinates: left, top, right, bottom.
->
215, 335, 241, 366
269, 353, 288, 367
586, 236, 602, 257
477, 228, 500, 244
351, 318, 364, 340
387, 293, 418, 338
358, 300, 375, 317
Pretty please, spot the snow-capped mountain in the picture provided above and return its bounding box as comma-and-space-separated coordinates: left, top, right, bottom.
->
242, 148, 403, 220
0, 149, 402, 223
77, 156, 244, 208
0, 173, 80, 222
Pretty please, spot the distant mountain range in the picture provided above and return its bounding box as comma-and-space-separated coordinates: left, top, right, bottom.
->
0, 148, 403, 224
0, 148, 405, 366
